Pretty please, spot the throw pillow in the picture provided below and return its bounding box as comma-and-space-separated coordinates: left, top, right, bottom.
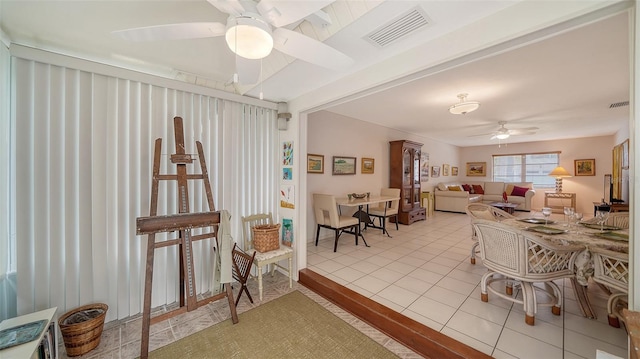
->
472, 184, 484, 194
437, 182, 448, 191
448, 185, 462, 191
511, 185, 529, 197
461, 184, 471, 192
505, 184, 515, 195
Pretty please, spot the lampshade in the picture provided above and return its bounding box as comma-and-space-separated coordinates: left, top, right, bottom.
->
449, 93, 480, 115
548, 166, 572, 192
226, 15, 273, 60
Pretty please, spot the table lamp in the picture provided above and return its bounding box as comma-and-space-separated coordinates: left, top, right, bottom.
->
548, 166, 572, 192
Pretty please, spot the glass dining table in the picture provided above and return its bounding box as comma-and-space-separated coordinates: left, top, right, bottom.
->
501, 217, 629, 319
336, 195, 400, 246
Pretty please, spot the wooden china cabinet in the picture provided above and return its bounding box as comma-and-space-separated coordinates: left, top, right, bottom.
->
389, 140, 426, 224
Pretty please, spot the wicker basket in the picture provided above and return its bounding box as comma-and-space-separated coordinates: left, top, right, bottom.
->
252, 224, 281, 252
58, 303, 108, 357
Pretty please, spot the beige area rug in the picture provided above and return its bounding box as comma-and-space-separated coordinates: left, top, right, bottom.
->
149, 290, 399, 359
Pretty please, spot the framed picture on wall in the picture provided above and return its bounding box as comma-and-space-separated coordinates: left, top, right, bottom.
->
452, 166, 459, 176
443, 164, 450, 176
361, 157, 374, 174
431, 166, 440, 178
466, 162, 487, 176
307, 154, 324, 173
575, 159, 595, 176
332, 156, 357, 175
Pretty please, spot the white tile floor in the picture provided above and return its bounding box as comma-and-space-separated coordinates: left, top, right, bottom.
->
307, 211, 629, 359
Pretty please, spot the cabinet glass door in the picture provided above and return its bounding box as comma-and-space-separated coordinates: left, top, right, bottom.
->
403, 149, 411, 185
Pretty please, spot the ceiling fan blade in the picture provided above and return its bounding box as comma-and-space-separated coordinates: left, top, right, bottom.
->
257, 0, 334, 27
235, 56, 260, 85
206, 0, 245, 16
113, 22, 225, 41
509, 127, 539, 135
272, 28, 353, 70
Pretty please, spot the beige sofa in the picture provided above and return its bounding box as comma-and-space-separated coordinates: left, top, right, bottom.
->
434, 181, 535, 213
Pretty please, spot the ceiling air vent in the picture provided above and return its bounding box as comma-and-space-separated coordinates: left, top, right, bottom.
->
364, 7, 430, 48
609, 101, 629, 108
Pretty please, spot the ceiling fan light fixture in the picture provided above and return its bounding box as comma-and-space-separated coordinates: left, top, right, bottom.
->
225, 15, 273, 59
495, 132, 510, 140
449, 93, 480, 115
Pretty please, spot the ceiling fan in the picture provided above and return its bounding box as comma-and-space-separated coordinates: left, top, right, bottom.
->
472, 121, 539, 140
112, 0, 353, 85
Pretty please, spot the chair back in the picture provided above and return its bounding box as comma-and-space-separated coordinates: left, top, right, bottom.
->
381, 188, 400, 211
241, 213, 274, 251
313, 193, 339, 228
472, 219, 579, 280
591, 246, 629, 293
608, 212, 629, 229
466, 203, 514, 221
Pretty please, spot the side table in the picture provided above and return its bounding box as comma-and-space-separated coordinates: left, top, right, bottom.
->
544, 192, 576, 214
0, 307, 58, 359
421, 191, 434, 217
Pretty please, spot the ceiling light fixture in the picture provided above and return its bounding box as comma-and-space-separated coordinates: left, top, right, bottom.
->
225, 14, 273, 59
449, 93, 480, 115
495, 129, 510, 140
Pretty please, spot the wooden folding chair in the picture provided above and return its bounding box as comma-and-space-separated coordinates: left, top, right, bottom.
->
231, 243, 256, 306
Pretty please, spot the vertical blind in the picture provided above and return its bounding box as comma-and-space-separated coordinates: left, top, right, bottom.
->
10, 56, 279, 322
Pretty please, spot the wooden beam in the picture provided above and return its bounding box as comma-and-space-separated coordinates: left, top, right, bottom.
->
136, 211, 220, 235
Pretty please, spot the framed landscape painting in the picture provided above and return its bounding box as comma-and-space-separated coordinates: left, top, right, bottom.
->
575, 159, 595, 176
361, 157, 375, 174
466, 162, 487, 176
332, 156, 356, 175
307, 154, 324, 174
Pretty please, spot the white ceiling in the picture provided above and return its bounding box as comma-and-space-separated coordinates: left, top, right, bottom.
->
0, 0, 632, 147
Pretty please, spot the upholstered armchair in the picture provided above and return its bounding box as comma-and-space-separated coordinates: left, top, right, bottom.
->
313, 193, 359, 252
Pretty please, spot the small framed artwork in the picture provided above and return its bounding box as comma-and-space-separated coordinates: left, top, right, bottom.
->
332, 156, 357, 175
420, 152, 429, 182
622, 139, 629, 169
466, 162, 487, 176
361, 157, 375, 174
443, 164, 450, 176
575, 159, 595, 176
282, 168, 292, 180
431, 166, 440, 178
452, 166, 459, 176
307, 154, 324, 174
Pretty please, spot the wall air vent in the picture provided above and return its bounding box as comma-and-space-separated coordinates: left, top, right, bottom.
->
609, 101, 629, 108
364, 7, 430, 48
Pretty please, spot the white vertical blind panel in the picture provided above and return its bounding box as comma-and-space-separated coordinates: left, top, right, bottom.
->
12, 56, 279, 321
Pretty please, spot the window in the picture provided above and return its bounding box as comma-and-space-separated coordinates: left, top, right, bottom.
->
493, 152, 559, 188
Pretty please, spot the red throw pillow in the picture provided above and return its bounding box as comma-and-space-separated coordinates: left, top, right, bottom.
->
511, 185, 529, 197
461, 184, 471, 192
472, 184, 484, 194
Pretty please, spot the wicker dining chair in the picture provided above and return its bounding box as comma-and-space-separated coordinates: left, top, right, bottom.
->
465, 203, 515, 264
241, 213, 293, 301
472, 218, 583, 325
591, 246, 629, 327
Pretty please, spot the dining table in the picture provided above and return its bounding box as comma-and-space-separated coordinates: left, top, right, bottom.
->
501, 217, 629, 319
336, 195, 400, 245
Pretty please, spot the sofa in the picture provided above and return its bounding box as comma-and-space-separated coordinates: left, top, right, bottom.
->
434, 181, 536, 213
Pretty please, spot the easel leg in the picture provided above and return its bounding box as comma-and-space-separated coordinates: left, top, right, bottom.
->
225, 283, 239, 324
140, 234, 156, 359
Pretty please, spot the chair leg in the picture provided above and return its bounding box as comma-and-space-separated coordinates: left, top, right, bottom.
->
470, 241, 479, 264
333, 229, 339, 252
315, 225, 321, 247
258, 265, 264, 301
394, 215, 398, 230
287, 257, 293, 288
521, 282, 536, 326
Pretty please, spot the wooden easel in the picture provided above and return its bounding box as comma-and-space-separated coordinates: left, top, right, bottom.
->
135, 117, 238, 359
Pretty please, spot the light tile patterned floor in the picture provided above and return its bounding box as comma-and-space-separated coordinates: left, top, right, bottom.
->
308, 210, 629, 359
58, 210, 628, 359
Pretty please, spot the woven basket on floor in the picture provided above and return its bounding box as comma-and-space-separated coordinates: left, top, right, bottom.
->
58, 303, 108, 357
252, 224, 281, 252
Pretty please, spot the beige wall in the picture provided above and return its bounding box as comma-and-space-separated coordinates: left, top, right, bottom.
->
308, 110, 626, 241
460, 136, 619, 216
306, 110, 460, 241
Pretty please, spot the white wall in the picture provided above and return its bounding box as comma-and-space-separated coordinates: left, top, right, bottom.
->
460, 135, 617, 216
306, 110, 460, 241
